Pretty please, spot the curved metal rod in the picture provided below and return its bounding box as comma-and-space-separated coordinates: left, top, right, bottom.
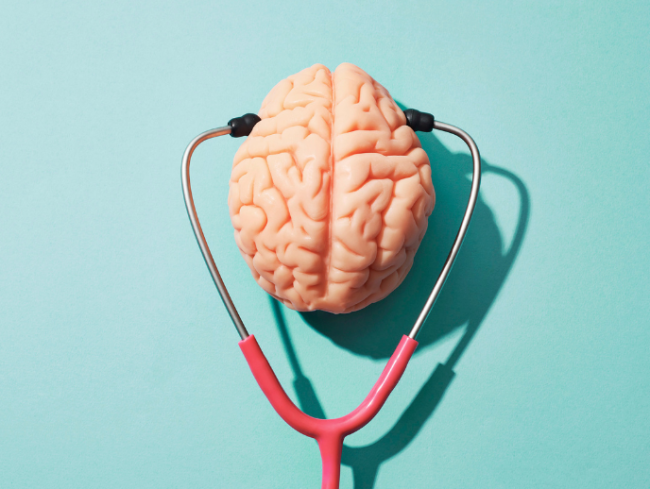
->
181, 125, 250, 340
408, 121, 481, 339
181, 120, 480, 342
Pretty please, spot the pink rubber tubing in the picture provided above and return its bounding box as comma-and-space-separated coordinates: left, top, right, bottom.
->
239, 334, 418, 489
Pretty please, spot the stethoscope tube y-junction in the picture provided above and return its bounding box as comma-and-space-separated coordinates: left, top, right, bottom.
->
181, 111, 481, 489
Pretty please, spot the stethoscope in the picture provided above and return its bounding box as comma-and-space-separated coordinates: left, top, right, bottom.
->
181, 108, 480, 489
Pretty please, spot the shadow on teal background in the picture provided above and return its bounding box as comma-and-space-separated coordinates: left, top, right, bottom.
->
271, 131, 530, 488
300, 130, 530, 359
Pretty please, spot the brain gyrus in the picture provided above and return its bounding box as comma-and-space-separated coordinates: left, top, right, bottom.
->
228, 63, 435, 313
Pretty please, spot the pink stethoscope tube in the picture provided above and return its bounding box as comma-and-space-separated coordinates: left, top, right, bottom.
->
240, 334, 418, 489
181, 113, 480, 489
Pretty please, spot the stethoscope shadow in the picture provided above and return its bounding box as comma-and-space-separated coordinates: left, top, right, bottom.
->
271, 131, 530, 488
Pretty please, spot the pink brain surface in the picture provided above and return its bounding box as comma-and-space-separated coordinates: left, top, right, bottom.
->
228, 63, 435, 313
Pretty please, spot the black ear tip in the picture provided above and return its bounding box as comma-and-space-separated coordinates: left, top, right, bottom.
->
404, 109, 434, 132
229, 109, 431, 136
228, 113, 261, 138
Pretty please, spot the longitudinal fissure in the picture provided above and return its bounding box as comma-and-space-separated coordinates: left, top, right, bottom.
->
323, 68, 336, 302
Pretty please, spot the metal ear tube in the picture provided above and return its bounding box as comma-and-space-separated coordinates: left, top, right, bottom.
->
181, 110, 480, 489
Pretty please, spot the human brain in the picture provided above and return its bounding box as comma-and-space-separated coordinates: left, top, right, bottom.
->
228, 63, 435, 313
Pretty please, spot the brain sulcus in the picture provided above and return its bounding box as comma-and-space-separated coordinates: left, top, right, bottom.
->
228, 63, 435, 313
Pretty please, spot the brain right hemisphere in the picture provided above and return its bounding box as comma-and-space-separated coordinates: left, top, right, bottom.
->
228, 63, 435, 313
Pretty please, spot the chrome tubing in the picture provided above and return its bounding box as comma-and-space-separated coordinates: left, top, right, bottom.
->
181, 125, 249, 340
181, 119, 480, 342
408, 121, 481, 340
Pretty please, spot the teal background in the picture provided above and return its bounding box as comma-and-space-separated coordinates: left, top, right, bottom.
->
1, 1, 649, 488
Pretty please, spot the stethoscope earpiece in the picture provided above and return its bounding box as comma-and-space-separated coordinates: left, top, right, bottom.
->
227, 113, 261, 138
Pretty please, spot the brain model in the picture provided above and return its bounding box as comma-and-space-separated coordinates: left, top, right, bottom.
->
228, 63, 435, 313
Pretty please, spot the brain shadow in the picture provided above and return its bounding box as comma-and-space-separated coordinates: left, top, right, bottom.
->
299, 130, 527, 359
270, 127, 530, 488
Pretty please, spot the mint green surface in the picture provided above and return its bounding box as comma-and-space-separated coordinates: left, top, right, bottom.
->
1, 1, 649, 488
